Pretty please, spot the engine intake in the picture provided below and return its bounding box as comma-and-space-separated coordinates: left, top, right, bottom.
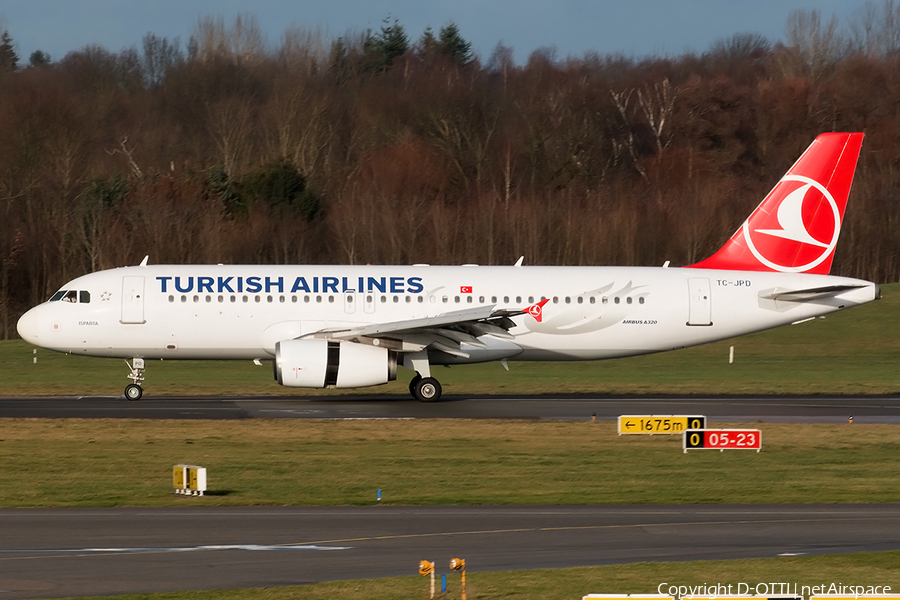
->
274, 339, 397, 388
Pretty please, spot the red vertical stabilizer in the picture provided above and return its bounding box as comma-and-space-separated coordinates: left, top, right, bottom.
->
688, 132, 864, 274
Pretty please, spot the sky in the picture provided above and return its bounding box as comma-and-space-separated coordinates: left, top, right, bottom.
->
0, 0, 877, 65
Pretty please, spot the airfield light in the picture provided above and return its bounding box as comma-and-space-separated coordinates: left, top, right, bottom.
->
450, 557, 467, 600
419, 560, 435, 598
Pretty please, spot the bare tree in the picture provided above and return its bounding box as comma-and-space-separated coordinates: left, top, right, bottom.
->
778, 8, 846, 80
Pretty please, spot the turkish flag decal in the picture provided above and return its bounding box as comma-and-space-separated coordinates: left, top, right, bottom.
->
460, 286, 473, 293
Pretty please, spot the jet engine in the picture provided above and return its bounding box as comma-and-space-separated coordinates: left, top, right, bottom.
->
274, 339, 397, 388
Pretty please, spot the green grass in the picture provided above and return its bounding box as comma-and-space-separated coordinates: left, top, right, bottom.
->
57, 551, 900, 600
3, 284, 900, 397
0, 419, 898, 507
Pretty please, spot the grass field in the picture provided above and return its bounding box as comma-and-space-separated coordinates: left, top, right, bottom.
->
2, 284, 898, 398
52, 551, 900, 600
0, 419, 898, 507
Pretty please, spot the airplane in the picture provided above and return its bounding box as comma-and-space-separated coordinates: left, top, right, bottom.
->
16, 132, 879, 402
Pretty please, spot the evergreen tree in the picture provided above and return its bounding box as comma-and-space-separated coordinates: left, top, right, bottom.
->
363, 17, 408, 72
0, 30, 18, 72
28, 49, 51, 66
438, 22, 472, 65
417, 26, 438, 61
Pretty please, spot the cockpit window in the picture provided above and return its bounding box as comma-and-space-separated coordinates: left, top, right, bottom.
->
50, 290, 90, 303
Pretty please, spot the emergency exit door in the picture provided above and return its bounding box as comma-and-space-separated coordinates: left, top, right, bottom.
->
687, 277, 712, 326
121, 276, 146, 324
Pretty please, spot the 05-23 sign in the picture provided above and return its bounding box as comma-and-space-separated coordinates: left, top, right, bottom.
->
683, 429, 761, 453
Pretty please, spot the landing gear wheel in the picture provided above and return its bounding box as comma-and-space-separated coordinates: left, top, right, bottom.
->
412, 377, 442, 402
408, 374, 422, 397
124, 384, 143, 401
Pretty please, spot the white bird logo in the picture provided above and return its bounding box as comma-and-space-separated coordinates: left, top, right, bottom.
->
754, 183, 829, 248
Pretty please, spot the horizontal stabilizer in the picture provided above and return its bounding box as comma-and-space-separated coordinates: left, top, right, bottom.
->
758, 284, 866, 302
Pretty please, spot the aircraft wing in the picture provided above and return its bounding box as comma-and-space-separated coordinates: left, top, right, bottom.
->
311, 305, 522, 358
758, 284, 867, 302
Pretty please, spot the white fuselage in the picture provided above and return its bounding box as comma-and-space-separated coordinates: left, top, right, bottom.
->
16, 264, 879, 363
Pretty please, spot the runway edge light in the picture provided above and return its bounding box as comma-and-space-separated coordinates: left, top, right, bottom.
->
419, 560, 435, 599
450, 558, 467, 600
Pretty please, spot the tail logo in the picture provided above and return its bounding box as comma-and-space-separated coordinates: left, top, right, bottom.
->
743, 175, 841, 273
526, 299, 550, 322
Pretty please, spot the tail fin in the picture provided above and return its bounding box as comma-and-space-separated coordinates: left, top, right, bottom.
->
689, 132, 864, 274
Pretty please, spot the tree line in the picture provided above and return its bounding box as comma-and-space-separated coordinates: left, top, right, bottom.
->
2, 6, 900, 338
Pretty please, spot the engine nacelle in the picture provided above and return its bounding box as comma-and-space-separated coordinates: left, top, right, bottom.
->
274, 339, 397, 388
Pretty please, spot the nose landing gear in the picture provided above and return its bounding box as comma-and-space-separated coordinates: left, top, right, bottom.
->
125, 358, 145, 401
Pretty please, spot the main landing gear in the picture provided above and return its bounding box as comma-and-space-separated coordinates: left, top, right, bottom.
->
404, 350, 442, 402
408, 374, 442, 402
124, 358, 145, 401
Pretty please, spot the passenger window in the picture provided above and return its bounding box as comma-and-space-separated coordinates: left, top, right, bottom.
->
168, 295, 174, 303
639, 297, 645, 304
79, 291, 91, 303
627, 297, 633, 304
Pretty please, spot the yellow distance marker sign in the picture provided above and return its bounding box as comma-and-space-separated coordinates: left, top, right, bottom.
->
617, 415, 706, 435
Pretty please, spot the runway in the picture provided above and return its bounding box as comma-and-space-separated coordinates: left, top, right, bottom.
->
2, 397, 899, 598
1, 394, 900, 422
2, 504, 900, 599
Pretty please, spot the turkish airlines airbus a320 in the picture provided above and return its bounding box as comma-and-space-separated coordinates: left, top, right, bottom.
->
16, 133, 879, 401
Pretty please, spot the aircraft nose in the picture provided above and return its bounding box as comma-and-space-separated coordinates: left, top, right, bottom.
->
16, 307, 41, 345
